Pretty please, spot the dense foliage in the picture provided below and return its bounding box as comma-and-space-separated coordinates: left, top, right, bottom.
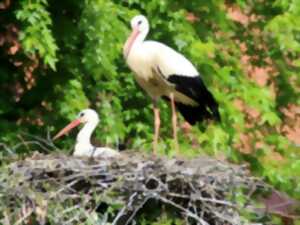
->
0, 0, 299, 223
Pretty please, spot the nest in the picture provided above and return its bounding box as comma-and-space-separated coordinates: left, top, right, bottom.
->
0, 152, 267, 225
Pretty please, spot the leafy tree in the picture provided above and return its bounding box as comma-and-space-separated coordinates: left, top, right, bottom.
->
0, 0, 299, 222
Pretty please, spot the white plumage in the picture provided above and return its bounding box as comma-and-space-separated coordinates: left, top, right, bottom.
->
124, 15, 220, 154
53, 109, 120, 158
127, 40, 199, 78
126, 41, 199, 106
124, 16, 198, 105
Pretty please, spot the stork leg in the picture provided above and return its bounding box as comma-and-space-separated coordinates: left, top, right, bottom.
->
153, 99, 160, 155
170, 93, 179, 155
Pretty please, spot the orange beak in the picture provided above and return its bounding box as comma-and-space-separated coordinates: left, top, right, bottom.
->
124, 27, 140, 58
53, 118, 82, 140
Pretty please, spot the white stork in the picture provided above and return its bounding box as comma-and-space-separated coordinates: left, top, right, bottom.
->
53, 109, 120, 158
123, 15, 220, 154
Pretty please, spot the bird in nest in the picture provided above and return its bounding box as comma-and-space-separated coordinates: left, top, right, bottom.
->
53, 109, 120, 158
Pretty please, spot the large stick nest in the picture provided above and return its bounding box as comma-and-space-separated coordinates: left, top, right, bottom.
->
0, 152, 267, 225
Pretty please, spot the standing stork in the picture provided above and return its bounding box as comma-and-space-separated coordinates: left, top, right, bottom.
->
53, 109, 120, 158
123, 15, 220, 154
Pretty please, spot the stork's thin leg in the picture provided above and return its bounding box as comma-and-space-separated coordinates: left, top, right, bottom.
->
170, 93, 179, 155
153, 100, 160, 155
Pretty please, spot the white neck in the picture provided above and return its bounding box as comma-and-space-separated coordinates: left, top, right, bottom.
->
76, 121, 98, 147
135, 29, 149, 45
125, 28, 149, 59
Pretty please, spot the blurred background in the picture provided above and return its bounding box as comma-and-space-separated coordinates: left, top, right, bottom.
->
0, 0, 299, 219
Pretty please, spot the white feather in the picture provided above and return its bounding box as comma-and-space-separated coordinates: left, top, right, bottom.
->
73, 109, 120, 158
126, 41, 199, 105
74, 146, 120, 158
143, 41, 199, 77
127, 41, 198, 79
125, 15, 200, 105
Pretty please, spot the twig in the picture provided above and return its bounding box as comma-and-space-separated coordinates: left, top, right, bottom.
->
167, 192, 237, 208
12, 141, 52, 153
17, 135, 30, 152
2, 152, 268, 224
61, 204, 81, 215
20, 132, 60, 151
112, 192, 138, 225
158, 196, 210, 225
49, 179, 80, 199
0, 142, 15, 154
209, 208, 240, 225
124, 194, 153, 225
61, 210, 82, 225
14, 208, 33, 225
3, 210, 11, 225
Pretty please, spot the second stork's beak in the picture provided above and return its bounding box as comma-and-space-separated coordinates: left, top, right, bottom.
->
53, 118, 82, 140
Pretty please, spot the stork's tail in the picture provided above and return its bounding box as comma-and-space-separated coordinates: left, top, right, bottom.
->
167, 75, 221, 125
175, 101, 220, 125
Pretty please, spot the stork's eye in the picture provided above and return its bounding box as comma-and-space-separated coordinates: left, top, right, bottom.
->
137, 20, 142, 25
79, 112, 85, 117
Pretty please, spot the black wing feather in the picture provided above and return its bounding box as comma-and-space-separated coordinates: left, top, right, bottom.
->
166, 75, 220, 124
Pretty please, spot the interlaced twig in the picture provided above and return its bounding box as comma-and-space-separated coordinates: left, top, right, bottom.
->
158, 195, 210, 225
0, 151, 268, 225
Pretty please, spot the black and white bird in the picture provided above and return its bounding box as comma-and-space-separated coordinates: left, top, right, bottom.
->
53, 109, 120, 158
123, 15, 220, 154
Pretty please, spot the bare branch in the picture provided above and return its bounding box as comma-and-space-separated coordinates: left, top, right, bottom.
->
1, 146, 269, 225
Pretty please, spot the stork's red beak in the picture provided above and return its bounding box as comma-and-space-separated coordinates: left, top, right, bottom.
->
124, 27, 140, 58
53, 118, 82, 140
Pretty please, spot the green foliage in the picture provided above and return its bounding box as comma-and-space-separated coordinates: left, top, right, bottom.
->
0, 0, 299, 223
16, 0, 58, 70
266, 0, 300, 54
54, 79, 90, 120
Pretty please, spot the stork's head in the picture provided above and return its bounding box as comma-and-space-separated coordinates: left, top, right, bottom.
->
124, 15, 149, 59
53, 108, 99, 140
130, 15, 149, 33
77, 109, 99, 124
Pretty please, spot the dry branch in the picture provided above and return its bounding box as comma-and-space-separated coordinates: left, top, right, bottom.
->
0, 152, 268, 225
